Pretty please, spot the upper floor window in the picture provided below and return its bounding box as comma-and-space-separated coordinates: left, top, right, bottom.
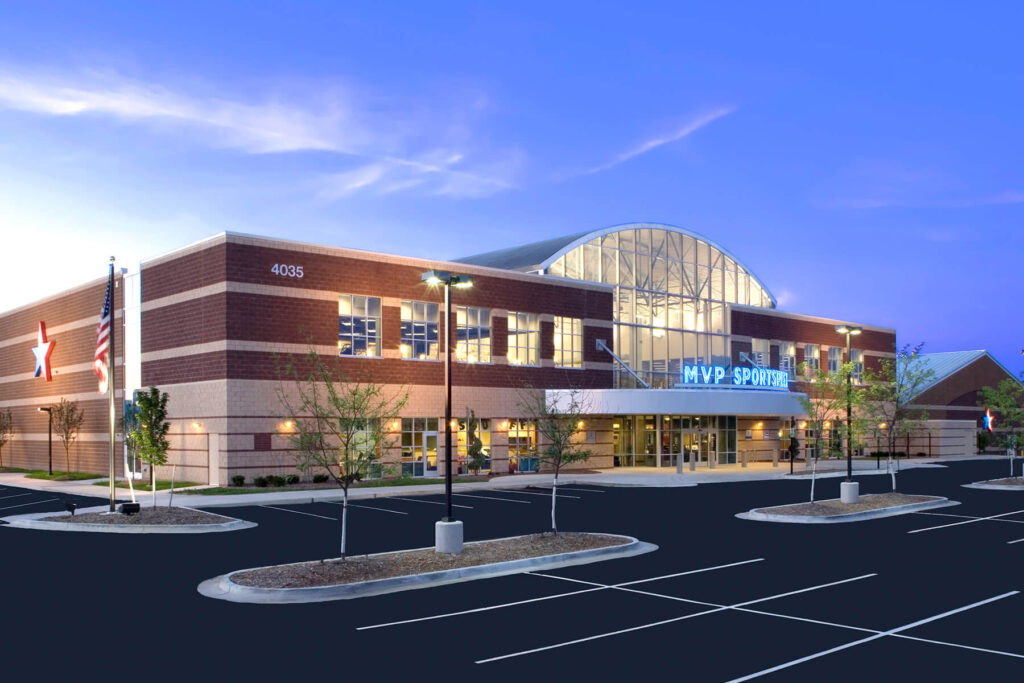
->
507, 312, 540, 366
400, 300, 439, 360
554, 316, 583, 368
339, 295, 381, 357
828, 347, 842, 373
779, 342, 796, 378
456, 306, 491, 363
850, 349, 864, 382
804, 344, 820, 374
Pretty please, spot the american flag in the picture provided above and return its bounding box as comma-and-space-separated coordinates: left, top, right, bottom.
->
94, 273, 112, 393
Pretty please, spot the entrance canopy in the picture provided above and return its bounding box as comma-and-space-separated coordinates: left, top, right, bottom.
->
546, 387, 807, 417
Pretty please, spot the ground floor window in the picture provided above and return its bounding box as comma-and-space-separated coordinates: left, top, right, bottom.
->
401, 418, 438, 476
456, 417, 491, 474
508, 420, 537, 473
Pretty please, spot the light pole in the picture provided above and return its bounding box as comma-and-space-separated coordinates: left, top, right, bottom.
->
421, 269, 473, 554
835, 325, 862, 501
37, 406, 53, 476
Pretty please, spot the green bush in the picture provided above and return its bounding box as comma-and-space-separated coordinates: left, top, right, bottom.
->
313, 473, 329, 483
267, 475, 286, 487
286, 474, 300, 485
254, 476, 269, 488
230, 475, 245, 487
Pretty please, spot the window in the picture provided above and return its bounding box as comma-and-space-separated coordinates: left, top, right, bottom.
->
804, 344, 820, 374
828, 347, 842, 373
553, 316, 583, 368
507, 419, 537, 473
456, 306, 491, 363
338, 295, 381, 357
400, 301, 439, 360
507, 312, 539, 366
850, 348, 864, 382
780, 342, 796, 378
456, 416, 491, 473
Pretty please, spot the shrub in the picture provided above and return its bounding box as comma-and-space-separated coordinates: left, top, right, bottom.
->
285, 474, 300, 485
254, 476, 269, 488
267, 475, 286, 487
313, 473, 329, 483
230, 475, 245, 487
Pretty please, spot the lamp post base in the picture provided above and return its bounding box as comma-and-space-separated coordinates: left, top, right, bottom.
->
435, 520, 464, 554
840, 481, 860, 504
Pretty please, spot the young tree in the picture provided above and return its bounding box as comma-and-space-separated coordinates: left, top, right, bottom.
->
131, 387, 170, 507
519, 388, 592, 534
0, 408, 12, 469
51, 398, 85, 474
979, 376, 1024, 479
464, 409, 487, 475
797, 364, 856, 502
277, 350, 407, 559
862, 343, 936, 490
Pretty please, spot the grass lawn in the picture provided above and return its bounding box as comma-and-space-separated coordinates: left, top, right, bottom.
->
92, 480, 200, 491
177, 476, 490, 496
23, 470, 103, 481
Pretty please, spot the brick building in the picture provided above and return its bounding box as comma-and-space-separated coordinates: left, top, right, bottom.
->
1, 223, 1013, 483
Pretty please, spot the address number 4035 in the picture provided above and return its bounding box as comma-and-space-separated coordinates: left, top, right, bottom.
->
271, 264, 304, 278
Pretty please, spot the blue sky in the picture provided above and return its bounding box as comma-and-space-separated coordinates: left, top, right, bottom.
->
1, 1, 1022, 374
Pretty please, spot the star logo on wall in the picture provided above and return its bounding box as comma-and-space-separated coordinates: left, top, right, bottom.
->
983, 408, 995, 433
32, 322, 56, 381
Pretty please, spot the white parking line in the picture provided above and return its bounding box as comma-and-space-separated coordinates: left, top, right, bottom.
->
388, 497, 472, 509
453, 493, 532, 504
497, 489, 581, 499
0, 493, 33, 501
725, 591, 1020, 682
322, 501, 410, 515
357, 558, 765, 631
909, 508, 1024, 533
475, 574, 876, 664
261, 505, 337, 521
915, 511, 1024, 525
0, 497, 59, 511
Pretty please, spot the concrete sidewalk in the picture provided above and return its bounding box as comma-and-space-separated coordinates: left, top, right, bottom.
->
0, 455, 998, 509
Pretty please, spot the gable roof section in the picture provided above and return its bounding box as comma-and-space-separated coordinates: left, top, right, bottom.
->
904, 350, 1018, 402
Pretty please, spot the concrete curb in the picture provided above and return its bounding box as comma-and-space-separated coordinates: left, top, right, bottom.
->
198, 533, 657, 604
736, 496, 958, 524
2, 505, 258, 534
963, 481, 1024, 492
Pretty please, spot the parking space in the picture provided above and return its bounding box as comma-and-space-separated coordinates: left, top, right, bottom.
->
2, 461, 1022, 680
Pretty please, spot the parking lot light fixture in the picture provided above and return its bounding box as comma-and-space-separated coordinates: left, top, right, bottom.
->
421, 268, 474, 554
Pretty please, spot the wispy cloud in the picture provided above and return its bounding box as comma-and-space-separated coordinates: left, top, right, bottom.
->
583, 107, 736, 175
0, 69, 521, 197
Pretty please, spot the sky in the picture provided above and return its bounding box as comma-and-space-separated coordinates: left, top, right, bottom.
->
1, 1, 1022, 374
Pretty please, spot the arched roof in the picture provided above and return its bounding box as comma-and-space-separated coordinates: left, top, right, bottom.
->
456, 221, 776, 306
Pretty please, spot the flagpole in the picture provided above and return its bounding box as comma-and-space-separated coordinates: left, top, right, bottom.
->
108, 257, 116, 513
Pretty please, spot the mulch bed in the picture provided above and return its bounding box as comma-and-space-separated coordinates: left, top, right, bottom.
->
757, 492, 938, 517
44, 506, 230, 525
984, 478, 1024, 487
233, 532, 627, 588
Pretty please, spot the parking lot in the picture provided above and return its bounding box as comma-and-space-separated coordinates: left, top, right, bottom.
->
1, 459, 1022, 681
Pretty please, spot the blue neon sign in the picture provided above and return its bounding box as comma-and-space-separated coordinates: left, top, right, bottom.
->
678, 365, 790, 391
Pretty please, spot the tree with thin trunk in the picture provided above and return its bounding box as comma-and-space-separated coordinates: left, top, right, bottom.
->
0, 408, 12, 469
277, 350, 407, 559
862, 343, 935, 490
131, 387, 170, 507
979, 375, 1024, 479
797, 364, 855, 502
51, 398, 84, 474
518, 387, 592, 534
464, 409, 486, 475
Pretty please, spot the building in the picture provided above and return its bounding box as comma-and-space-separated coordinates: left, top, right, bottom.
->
1, 222, 1010, 483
